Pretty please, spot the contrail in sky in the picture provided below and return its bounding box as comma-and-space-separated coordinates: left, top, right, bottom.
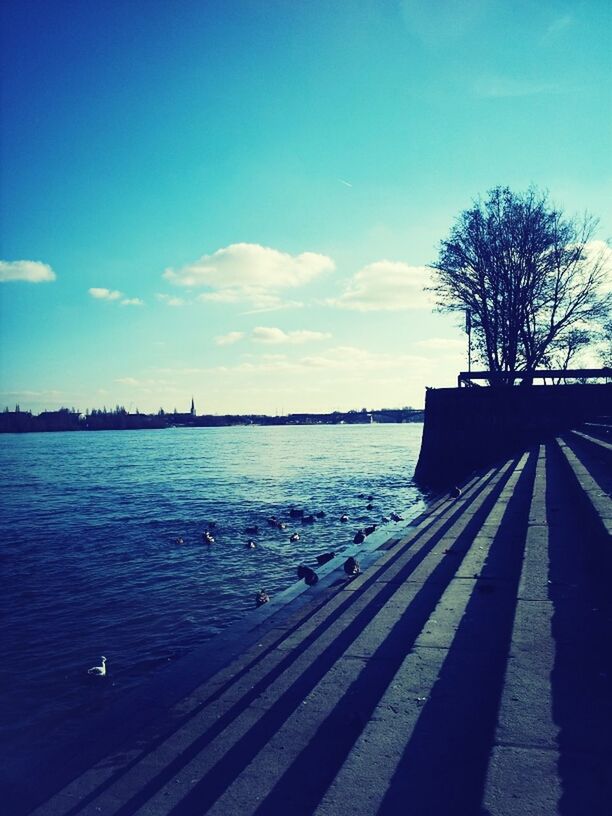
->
338, 178, 353, 187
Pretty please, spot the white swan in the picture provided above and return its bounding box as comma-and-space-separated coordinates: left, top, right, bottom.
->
88, 656, 107, 676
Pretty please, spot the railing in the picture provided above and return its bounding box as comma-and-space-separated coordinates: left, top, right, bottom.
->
457, 368, 612, 387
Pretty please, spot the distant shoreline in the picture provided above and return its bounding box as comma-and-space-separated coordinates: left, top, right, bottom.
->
0, 407, 424, 434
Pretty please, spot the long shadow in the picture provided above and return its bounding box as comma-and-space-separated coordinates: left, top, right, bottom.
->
363, 449, 537, 816
18, 470, 497, 816
164, 459, 521, 816
546, 442, 612, 815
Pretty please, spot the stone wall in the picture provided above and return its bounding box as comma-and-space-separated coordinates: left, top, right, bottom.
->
414, 383, 612, 488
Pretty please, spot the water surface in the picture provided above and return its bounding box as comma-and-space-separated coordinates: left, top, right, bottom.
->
0, 423, 424, 761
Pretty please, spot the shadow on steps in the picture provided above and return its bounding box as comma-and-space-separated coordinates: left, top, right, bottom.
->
546, 441, 612, 815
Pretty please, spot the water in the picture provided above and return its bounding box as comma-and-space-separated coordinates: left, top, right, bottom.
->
0, 423, 424, 763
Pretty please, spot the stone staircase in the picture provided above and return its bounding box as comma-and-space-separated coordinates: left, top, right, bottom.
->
22, 427, 612, 816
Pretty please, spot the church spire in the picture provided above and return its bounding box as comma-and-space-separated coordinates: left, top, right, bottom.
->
190, 396, 195, 416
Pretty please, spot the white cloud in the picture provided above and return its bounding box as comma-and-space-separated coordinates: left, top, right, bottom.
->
215, 331, 245, 346
164, 243, 334, 309
156, 293, 186, 307
251, 327, 332, 344
330, 261, 434, 311
89, 287, 123, 301
120, 298, 144, 306
0, 260, 56, 283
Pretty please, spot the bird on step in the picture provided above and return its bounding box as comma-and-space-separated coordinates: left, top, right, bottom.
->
354, 530, 365, 544
344, 556, 361, 577
297, 565, 319, 585
316, 551, 336, 565
88, 656, 107, 676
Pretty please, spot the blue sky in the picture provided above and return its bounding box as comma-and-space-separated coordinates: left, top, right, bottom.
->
1, 0, 611, 414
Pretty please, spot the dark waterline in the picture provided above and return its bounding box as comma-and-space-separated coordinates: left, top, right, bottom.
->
0, 423, 425, 763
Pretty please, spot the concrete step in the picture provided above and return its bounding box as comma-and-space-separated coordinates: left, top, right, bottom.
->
310, 451, 537, 816
569, 429, 612, 467
556, 435, 612, 542
484, 441, 612, 814
27, 460, 523, 816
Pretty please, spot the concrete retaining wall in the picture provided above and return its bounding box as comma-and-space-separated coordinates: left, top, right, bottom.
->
414, 383, 612, 488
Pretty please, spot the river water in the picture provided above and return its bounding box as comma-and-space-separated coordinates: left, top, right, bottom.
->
0, 423, 425, 765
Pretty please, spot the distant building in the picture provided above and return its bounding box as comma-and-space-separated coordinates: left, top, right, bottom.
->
190, 397, 196, 416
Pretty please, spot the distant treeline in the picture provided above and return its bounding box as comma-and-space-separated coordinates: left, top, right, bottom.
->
0, 405, 424, 433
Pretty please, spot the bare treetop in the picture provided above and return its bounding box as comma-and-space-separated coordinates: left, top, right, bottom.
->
431, 186, 611, 384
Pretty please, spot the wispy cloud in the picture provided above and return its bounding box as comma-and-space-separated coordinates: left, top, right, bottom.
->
329, 261, 434, 311
0, 260, 56, 283
214, 331, 245, 346
214, 327, 331, 346
415, 338, 465, 352
156, 293, 186, 307
251, 327, 332, 344
164, 243, 334, 310
474, 76, 562, 98
120, 298, 144, 307
541, 14, 573, 44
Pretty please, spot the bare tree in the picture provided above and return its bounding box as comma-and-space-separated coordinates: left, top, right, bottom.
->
431, 186, 611, 384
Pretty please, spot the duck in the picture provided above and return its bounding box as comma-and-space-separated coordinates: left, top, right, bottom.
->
344, 557, 361, 577
316, 551, 335, 566
255, 590, 270, 608
366, 503, 374, 510
289, 532, 300, 542
202, 531, 215, 544
390, 512, 403, 522
353, 530, 365, 545
340, 513, 349, 523
277, 521, 287, 531
245, 540, 257, 549
315, 510, 326, 518
88, 656, 107, 676
364, 524, 377, 537
175, 537, 184, 545
297, 565, 318, 585
301, 514, 315, 525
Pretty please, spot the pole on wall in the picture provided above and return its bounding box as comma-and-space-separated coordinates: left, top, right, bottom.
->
466, 309, 472, 376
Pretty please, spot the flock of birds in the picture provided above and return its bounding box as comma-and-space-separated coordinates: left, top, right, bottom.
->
190, 493, 409, 611
86, 486, 464, 677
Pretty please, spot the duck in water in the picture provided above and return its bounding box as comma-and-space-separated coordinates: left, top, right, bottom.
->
255, 590, 270, 608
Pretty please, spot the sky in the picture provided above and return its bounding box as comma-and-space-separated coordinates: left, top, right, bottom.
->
1, 0, 611, 415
